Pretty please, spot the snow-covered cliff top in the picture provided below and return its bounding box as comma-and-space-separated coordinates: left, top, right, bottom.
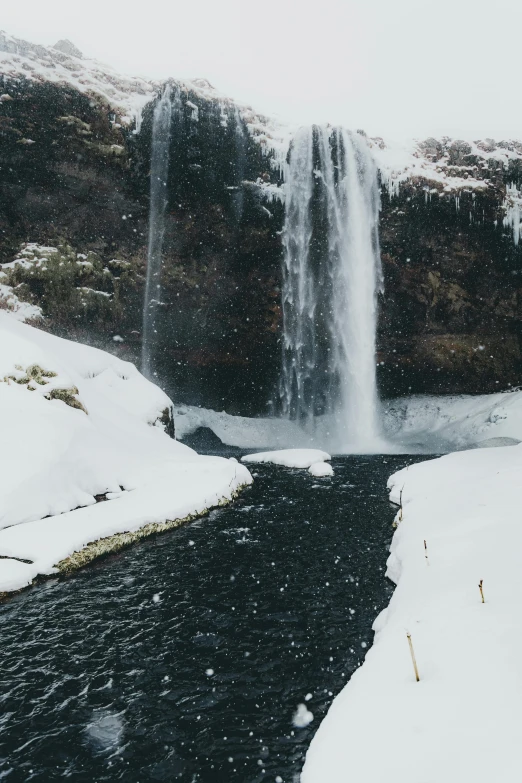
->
1, 29, 521, 229
0, 30, 155, 128
0, 30, 287, 152
372, 135, 522, 195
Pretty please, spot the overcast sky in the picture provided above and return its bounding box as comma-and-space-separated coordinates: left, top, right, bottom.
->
3, 0, 521, 140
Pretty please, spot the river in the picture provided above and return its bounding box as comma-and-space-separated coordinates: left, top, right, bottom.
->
0, 454, 420, 782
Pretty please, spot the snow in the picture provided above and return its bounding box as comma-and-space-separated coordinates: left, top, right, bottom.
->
382, 391, 522, 452
175, 404, 312, 449
0, 30, 154, 129
503, 182, 522, 245
178, 391, 522, 455
0, 283, 42, 321
308, 461, 334, 477
241, 449, 331, 469
373, 135, 522, 195
293, 703, 314, 728
302, 443, 522, 783
372, 136, 522, 244
0, 313, 251, 595
0, 30, 290, 164
77, 287, 111, 298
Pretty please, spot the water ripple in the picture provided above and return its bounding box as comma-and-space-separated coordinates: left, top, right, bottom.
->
0, 455, 418, 782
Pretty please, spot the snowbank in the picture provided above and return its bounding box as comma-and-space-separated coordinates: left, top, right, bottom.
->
175, 405, 312, 449
302, 443, 522, 783
241, 449, 331, 468
383, 391, 522, 451
178, 392, 522, 455
0, 313, 251, 596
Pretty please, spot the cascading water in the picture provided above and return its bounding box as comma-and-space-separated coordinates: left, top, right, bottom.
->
279, 125, 383, 451
141, 85, 176, 379
232, 106, 247, 225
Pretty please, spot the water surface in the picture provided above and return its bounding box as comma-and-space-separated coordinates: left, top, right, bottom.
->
0, 455, 419, 782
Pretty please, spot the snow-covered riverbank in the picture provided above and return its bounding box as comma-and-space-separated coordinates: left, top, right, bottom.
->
0, 314, 251, 597
302, 442, 522, 783
177, 391, 522, 453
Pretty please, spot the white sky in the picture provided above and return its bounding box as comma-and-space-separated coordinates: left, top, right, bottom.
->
3, 0, 521, 140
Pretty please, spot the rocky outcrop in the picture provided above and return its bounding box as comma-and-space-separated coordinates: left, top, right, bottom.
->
377, 158, 522, 395
0, 49, 284, 414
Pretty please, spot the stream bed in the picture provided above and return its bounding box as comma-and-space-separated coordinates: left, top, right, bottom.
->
0, 454, 420, 782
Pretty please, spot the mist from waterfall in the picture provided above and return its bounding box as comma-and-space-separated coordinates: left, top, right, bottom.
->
279, 126, 383, 452
141, 85, 175, 379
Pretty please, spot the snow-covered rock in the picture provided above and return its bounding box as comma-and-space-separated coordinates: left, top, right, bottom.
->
383, 391, 522, 452
302, 443, 522, 783
373, 135, 522, 192
176, 405, 312, 449
308, 461, 334, 477
178, 391, 522, 455
293, 703, 314, 728
241, 449, 331, 469
0, 313, 252, 595
0, 29, 288, 155
0, 282, 42, 322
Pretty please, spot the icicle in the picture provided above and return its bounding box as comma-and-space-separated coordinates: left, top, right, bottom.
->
503, 183, 521, 246
186, 100, 199, 121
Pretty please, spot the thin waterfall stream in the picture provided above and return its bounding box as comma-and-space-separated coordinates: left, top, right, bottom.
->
279, 126, 383, 451
141, 85, 176, 379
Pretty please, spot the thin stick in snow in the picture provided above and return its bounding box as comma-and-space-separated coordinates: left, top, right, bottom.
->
424, 539, 429, 566
479, 579, 485, 603
398, 485, 405, 522
406, 632, 420, 682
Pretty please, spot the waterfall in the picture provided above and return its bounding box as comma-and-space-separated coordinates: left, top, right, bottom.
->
279, 125, 383, 451
232, 106, 247, 225
141, 85, 175, 379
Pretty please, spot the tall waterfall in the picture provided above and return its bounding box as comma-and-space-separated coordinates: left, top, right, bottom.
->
141, 85, 175, 379
279, 126, 383, 451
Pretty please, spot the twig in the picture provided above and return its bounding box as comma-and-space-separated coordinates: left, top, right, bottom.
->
424, 539, 429, 566
479, 579, 485, 603
406, 632, 420, 682
398, 484, 405, 522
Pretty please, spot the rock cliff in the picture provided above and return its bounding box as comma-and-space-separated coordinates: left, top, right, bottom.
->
1, 32, 521, 412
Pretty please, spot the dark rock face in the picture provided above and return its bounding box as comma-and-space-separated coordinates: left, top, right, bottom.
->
378, 178, 522, 396
0, 77, 283, 414
1, 75, 522, 411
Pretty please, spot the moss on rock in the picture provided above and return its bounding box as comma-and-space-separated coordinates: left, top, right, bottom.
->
46, 386, 87, 413
54, 484, 247, 574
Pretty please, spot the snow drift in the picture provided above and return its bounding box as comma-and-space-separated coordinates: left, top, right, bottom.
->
241, 449, 331, 469
178, 391, 522, 454
0, 313, 251, 595
302, 442, 522, 783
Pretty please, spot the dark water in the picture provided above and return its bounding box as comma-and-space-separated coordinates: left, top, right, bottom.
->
0, 455, 419, 783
